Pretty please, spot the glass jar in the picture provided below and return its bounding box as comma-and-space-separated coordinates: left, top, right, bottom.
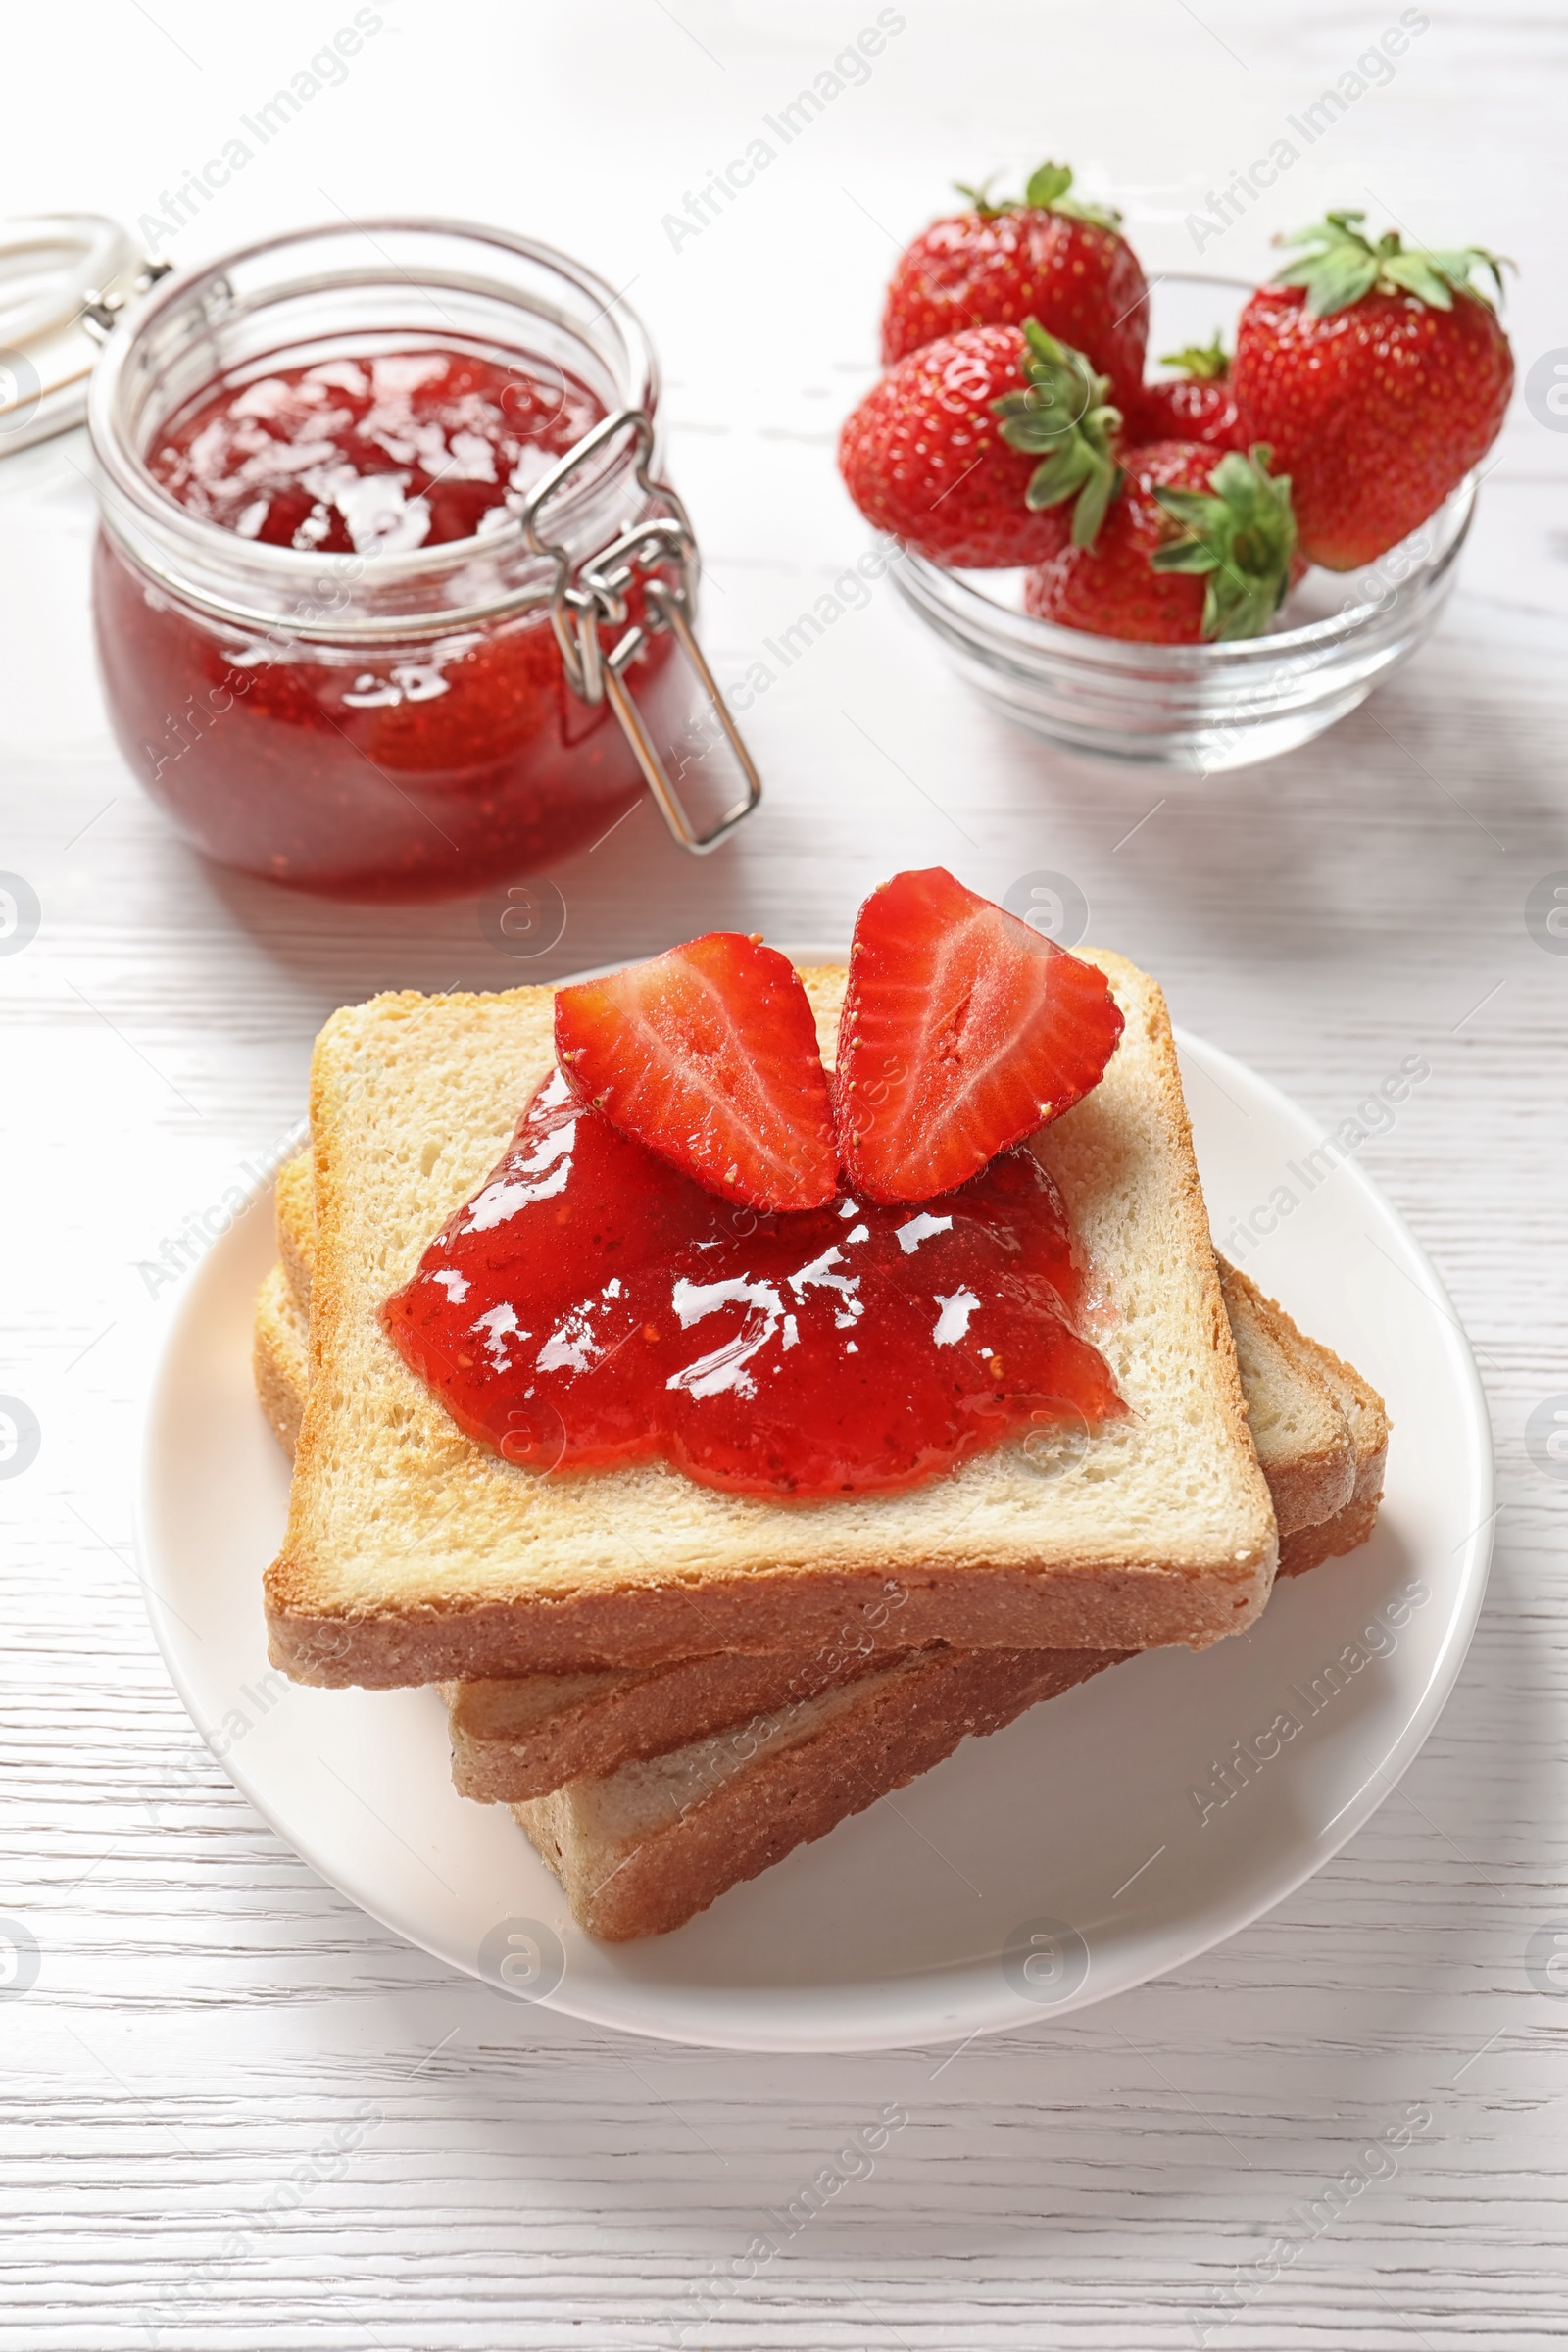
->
87, 219, 759, 899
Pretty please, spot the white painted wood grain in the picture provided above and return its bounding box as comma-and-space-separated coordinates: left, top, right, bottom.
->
3, 1, 1568, 2344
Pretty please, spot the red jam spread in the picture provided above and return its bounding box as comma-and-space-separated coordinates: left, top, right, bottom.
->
94, 346, 678, 898
145, 352, 601, 553
381, 1072, 1124, 1499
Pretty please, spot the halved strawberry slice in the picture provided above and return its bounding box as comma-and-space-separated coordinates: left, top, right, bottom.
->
554, 933, 839, 1212
835, 868, 1124, 1203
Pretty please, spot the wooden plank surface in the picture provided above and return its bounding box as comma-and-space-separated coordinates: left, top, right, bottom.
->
2, 2, 1567, 2343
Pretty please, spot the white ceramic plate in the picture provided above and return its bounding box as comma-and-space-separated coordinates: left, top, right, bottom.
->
137, 974, 1493, 2052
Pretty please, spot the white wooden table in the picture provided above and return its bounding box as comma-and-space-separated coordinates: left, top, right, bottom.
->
4, 4, 1567, 2343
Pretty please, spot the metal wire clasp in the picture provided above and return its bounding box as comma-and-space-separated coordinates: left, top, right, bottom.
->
80, 257, 173, 341
515, 408, 761, 854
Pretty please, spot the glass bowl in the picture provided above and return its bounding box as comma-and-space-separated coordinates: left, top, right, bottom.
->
884, 272, 1477, 773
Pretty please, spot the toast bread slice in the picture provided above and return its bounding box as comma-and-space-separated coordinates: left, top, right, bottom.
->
508, 1329, 1383, 1939
1221, 1265, 1389, 1579
441, 1647, 903, 1804
255, 1150, 1385, 1940
1217, 1257, 1354, 1536
257, 1184, 1374, 1825
274, 1147, 315, 1320
512, 1644, 1121, 1941
265, 958, 1280, 1683
254, 1260, 308, 1457
254, 1250, 1370, 1800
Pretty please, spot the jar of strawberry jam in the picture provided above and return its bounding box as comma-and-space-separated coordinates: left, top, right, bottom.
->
87, 220, 759, 899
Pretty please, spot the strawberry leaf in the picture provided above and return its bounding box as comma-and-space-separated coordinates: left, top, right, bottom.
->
954, 159, 1122, 230
1379, 250, 1456, 308
1017, 158, 1122, 230
993, 318, 1124, 549
1426, 245, 1511, 304
955, 175, 1008, 218
1151, 541, 1225, 577
1157, 334, 1229, 381
1023, 161, 1075, 209
1149, 444, 1298, 642
1273, 209, 1514, 316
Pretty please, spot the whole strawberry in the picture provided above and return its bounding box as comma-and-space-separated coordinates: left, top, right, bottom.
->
881, 161, 1149, 413
1128, 336, 1250, 452
1023, 442, 1300, 645
839, 319, 1122, 567
1232, 211, 1513, 570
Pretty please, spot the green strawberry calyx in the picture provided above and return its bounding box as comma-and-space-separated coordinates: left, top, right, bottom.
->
1158, 334, 1229, 381
992, 318, 1124, 549
1149, 444, 1298, 642
954, 160, 1122, 234
1022, 160, 1122, 230
1272, 210, 1512, 318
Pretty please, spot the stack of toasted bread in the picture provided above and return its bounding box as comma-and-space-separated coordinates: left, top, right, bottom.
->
256, 954, 1386, 1942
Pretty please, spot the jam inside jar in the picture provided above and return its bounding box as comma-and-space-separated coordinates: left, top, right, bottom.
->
87, 222, 756, 900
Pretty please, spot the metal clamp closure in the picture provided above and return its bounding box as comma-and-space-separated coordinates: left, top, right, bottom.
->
81, 258, 173, 342
515, 409, 760, 854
